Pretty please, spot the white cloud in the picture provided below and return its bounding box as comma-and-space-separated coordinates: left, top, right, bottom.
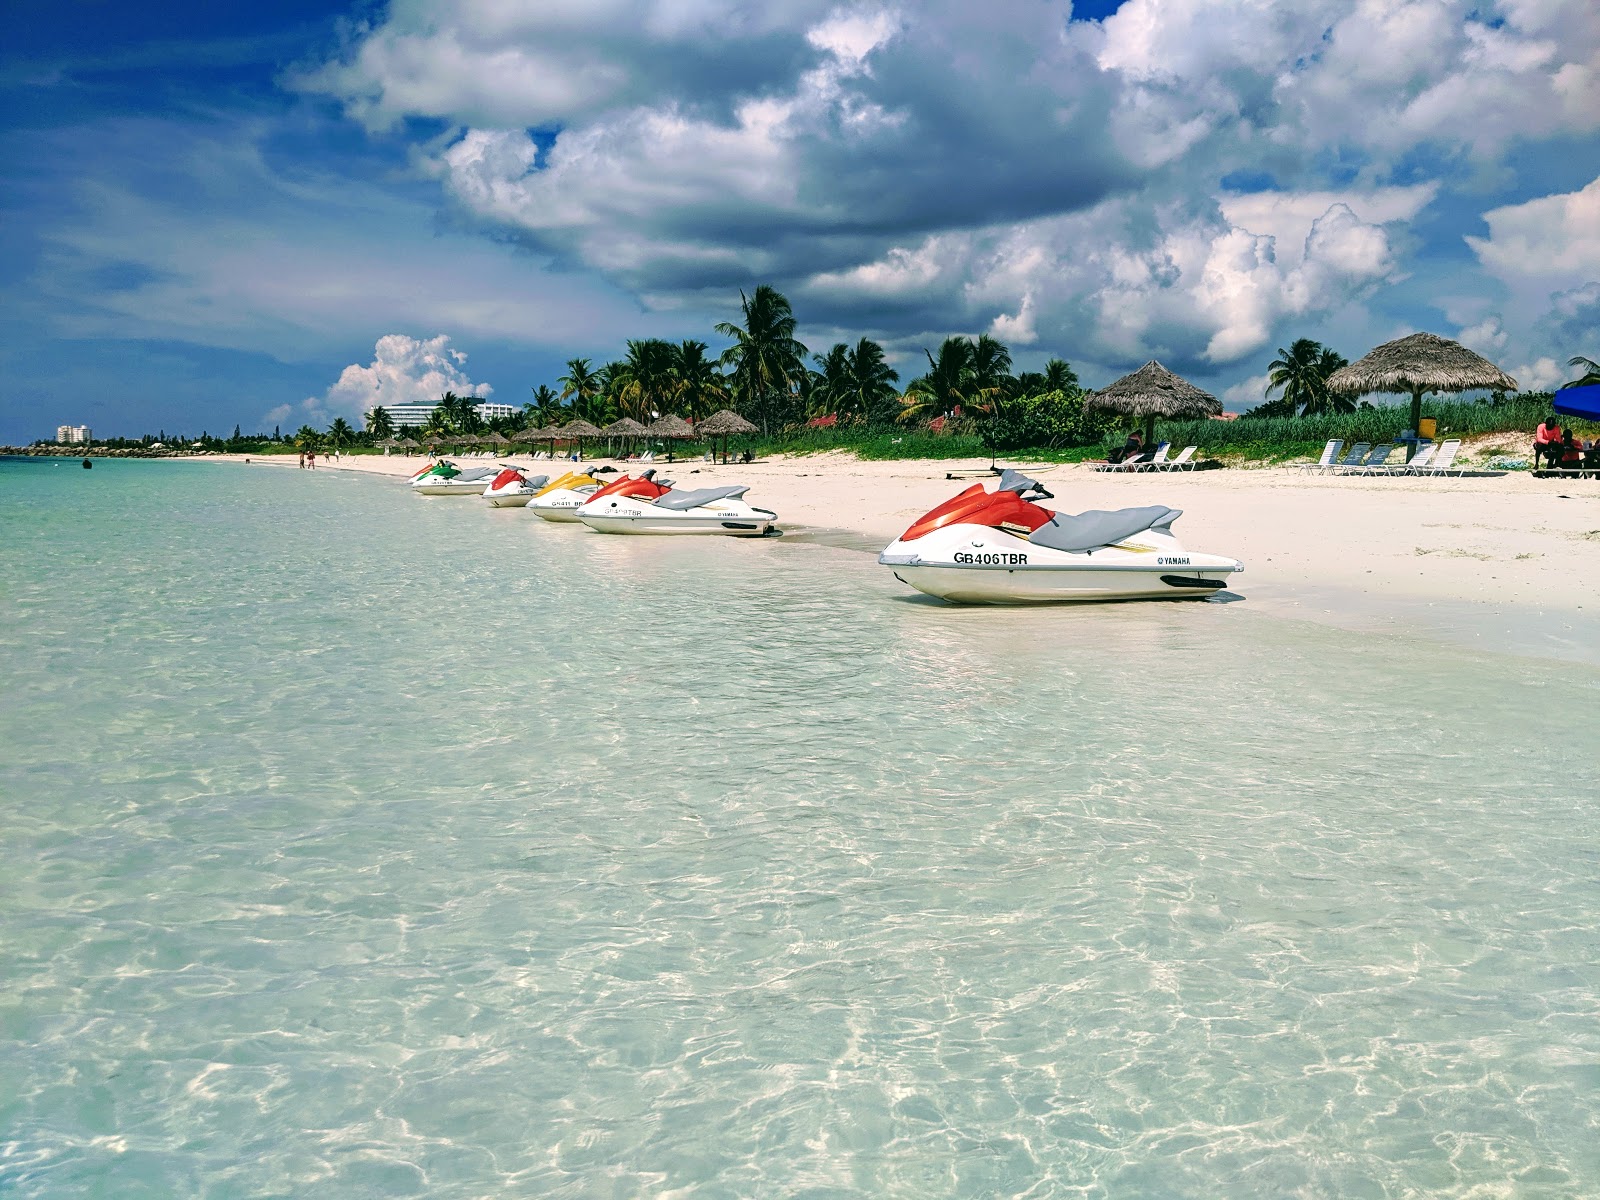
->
1466, 173, 1600, 286
1222, 372, 1272, 411
1507, 356, 1566, 391
1457, 313, 1509, 354
266, 333, 492, 427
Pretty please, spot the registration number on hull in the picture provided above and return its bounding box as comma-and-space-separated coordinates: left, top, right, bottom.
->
954, 551, 1028, 566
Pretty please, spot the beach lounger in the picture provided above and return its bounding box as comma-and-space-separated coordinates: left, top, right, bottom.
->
1126, 443, 1171, 472
1331, 442, 1370, 474
1155, 445, 1197, 471
1415, 439, 1462, 477
1296, 439, 1342, 472
1398, 442, 1436, 474
1353, 444, 1395, 474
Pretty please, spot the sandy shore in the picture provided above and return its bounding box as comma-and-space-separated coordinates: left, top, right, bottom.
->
215, 450, 1600, 663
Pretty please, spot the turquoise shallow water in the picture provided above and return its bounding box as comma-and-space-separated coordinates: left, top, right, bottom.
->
2, 457, 1598, 1198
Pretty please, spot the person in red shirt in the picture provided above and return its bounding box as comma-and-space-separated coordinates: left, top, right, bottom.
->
1533, 417, 1561, 469
1559, 429, 1583, 470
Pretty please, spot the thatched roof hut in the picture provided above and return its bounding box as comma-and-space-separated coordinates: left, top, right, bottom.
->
697, 409, 758, 437
697, 409, 759, 463
1085, 361, 1220, 442
602, 417, 647, 437
560, 419, 604, 439
506, 427, 537, 443
1325, 332, 1518, 436
646, 414, 697, 440
481, 431, 508, 446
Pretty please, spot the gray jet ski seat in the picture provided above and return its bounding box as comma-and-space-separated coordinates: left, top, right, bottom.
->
523, 475, 550, 489
653, 485, 750, 511
1028, 505, 1181, 552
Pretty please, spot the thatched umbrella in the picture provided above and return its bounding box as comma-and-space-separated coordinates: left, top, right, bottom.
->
698, 409, 758, 463
646, 413, 697, 462
482, 431, 508, 447
600, 416, 646, 457
1085, 360, 1221, 445
556, 419, 603, 462
398, 437, 420, 454
1326, 332, 1518, 448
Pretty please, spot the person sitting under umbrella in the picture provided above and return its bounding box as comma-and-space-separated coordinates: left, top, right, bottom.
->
1109, 429, 1143, 465
1533, 416, 1562, 469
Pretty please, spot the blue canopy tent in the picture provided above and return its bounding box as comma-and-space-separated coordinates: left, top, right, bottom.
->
1553, 384, 1600, 422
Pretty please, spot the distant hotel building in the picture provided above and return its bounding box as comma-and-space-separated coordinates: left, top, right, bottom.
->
57, 424, 92, 444
382, 399, 517, 429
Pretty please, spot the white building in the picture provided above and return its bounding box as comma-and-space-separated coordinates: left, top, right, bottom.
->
379, 399, 517, 429
57, 424, 91, 444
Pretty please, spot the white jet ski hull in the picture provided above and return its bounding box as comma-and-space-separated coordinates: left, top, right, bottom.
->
576, 499, 778, 536
528, 488, 599, 522
880, 523, 1241, 604
413, 477, 497, 496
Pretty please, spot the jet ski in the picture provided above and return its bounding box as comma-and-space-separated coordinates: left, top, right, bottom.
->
878, 470, 1242, 603
482, 467, 550, 507
575, 475, 778, 536
525, 470, 604, 522
410, 460, 504, 495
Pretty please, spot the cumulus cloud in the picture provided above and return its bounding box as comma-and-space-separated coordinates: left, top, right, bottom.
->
267, 334, 491, 427
1467, 173, 1600, 288
285, 0, 1600, 385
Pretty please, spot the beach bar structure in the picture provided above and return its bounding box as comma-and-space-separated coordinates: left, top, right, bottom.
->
1326, 333, 1518, 458
1085, 361, 1221, 445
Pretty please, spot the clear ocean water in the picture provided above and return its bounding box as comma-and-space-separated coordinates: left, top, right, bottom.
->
2, 457, 1597, 1199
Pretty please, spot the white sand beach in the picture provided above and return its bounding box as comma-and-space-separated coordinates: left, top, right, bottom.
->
218, 450, 1600, 661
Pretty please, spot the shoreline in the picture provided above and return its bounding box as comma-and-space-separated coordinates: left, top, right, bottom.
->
206, 450, 1600, 665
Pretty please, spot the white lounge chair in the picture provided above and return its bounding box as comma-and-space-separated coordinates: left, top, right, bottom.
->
1126, 442, 1171, 472
1331, 442, 1370, 474
1416, 439, 1462, 476
1155, 445, 1197, 471
1296, 439, 1342, 472
1353, 444, 1395, 474
1399, 442, 1436, 474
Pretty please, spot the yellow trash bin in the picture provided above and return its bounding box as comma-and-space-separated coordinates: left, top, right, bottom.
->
1418, 417, 1437, 440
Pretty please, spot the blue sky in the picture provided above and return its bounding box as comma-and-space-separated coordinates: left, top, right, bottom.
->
3, 0, 1597, 443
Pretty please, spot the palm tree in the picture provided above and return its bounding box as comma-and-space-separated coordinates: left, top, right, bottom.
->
1302, 346, 1352, 415
1564, 355, 1600, 388
527, 384, 564, 426
810, 343, 854, 418
293, 425, 323, 452
366, 406, 395, 441
845, 338, 899, 425
967, 334, 1014, 413
611, 339, 678, 420
899, 336, 975, 424
672, 340, 728, 420
716, 285, 809, 434
558, 358, 602, 413
1262, 339, 1349, 416
326, 417, 354, 453
420, 407, 454, 442
1015, 360, 1079, 397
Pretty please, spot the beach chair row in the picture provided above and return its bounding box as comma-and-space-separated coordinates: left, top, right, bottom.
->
1294, 439, 1464, 477
1090, 443, 1199, 472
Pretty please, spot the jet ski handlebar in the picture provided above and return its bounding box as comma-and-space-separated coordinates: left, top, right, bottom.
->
996, 468, 1051, 500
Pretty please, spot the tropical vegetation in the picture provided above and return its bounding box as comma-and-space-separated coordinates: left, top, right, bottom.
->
93, 290, 1592, 463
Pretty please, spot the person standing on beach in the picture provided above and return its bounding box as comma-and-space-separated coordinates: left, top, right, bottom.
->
298, 451, 305, 469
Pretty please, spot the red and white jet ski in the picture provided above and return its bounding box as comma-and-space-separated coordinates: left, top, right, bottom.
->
878, 470, 1242, 603
481, 468, 550, 507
